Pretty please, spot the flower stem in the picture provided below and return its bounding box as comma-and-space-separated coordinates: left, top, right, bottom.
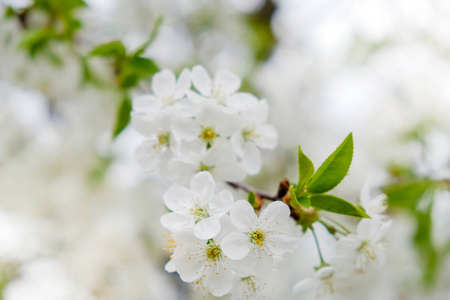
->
226, 181, 279, 201
318, 220, 347, 236
321, 215, 352, 234
311, 228, 328, 267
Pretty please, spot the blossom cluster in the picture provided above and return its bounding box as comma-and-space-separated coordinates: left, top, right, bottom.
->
132, 66, 393, 299
132, 65, 278, 183
161, 171, 298, 298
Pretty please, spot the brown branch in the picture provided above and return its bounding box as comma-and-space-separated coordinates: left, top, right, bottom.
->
226, 181, 279, 201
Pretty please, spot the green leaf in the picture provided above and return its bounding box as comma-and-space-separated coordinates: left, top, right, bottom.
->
90, 41, 126, 59
310, 194, 369, 218
248, 191, 257, 208
383, 181, 431, 210
19, 28, 56, 57
289, 186, 300, 206
297, 145, 315, 193
307, 133, 353, 194
298, 196, 311, 208
119, 56, 159, 88
133, 16, 164, 57
289, 186, 310, 208
112, 94, 132, 138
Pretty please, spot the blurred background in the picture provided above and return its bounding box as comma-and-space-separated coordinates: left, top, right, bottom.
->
0, 0, 449, 299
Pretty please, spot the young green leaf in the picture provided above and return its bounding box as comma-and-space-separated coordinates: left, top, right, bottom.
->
119, 57, 159, 88
289, 185, 300, 206
248, 191, 257, 207
112, 94, 132, 138
310, 194, 369, 218
90, 41, 126, 60
133, 16, 164, 57
290, 186, 311, 208
297, 145, 315, 193
307, 133, 353, 194
298, 196, 311, 208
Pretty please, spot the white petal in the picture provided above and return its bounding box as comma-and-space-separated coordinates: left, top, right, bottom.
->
356, 219, 381, 241
194, 218, 221, 239
131, 112, 157, 137
176, 252, 205, 282
214, 69, 241, 97
163, 185, 193, 212
165, 260, 176, 273
160, 212, 194, 232
204, 265, 233, 297
192, 65, 212, 96
242, 143, 262, 175
171, 117, 198, 142
225, 92, 258, 111
190, 171, 215, 205
230, 131, 245, 157
132, 94, 162, 113
134, 140, 162, 172
209, 190, 234, 218
254, 124, 278, 149
259, 201, 291, 229
152, 69, 176, 98
221, 232, 251, 260
230, 200, 257, 232
293, 278, 317, 294
266, 232, 298, 256
174, 68, 191, 99
214, 163, 247, 182
315, 266, 334, 279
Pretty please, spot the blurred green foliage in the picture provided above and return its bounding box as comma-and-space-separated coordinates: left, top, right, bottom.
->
383, 126, 449, 288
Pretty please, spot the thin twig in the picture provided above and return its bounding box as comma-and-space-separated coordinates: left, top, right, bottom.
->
226, 181, 278, 201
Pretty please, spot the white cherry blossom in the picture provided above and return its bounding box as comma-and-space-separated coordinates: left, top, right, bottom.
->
221, 200, 298, 271
171, 101, 241, 148
333, 219, 392, 272
132, 107, 177, 174
190, 65, 241, 104
230, 100, 278, 174
160, 171, 234, 239
171, 216, 236, 297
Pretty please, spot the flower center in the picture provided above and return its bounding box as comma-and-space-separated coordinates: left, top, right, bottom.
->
358, 241, 376, 260
200, 127, 217, 143
191, 204, 209, 222
197, 163, 213, 172
157, 132, 170, 147
241, 276, 258, 293
206, 244, 222, 261
242, 128, 259, 142
249, 229, 266, 247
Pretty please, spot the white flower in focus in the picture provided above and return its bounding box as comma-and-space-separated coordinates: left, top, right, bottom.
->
139, 68, 191, 110
132, 107, 177, 174
221, 200, 298, 271
171, 101, 241, 148
334, 219, 392, 272
168, 144, 246, 183
293, 266, 341, 298
160, 171, 234, 239
171, 217, 236, 297
230, 100, 278, 174
190, 65, 241, 104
